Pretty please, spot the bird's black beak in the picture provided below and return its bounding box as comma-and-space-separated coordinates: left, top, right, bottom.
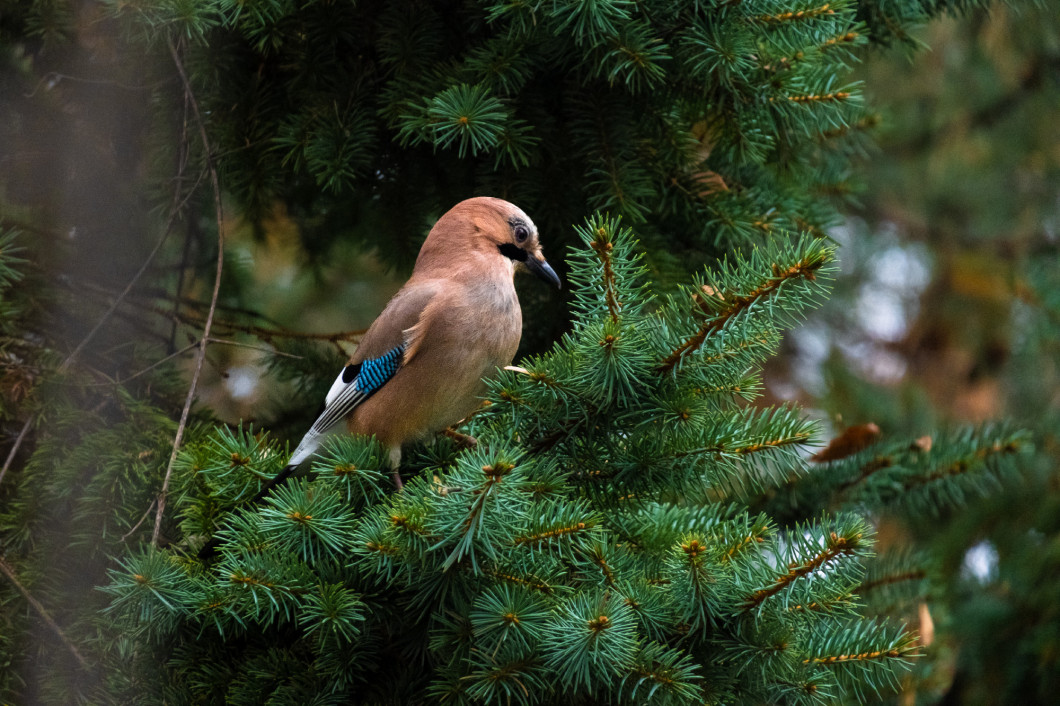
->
526, 256, 561, 289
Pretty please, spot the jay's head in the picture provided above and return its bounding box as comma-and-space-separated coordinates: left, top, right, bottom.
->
419, 197, 562, 289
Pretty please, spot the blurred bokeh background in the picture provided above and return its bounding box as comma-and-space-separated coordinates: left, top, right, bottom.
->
769, 8, 1060, 702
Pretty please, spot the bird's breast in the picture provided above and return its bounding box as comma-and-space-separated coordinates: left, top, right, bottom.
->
347, 274, 523, 446
468, 278, 522, 358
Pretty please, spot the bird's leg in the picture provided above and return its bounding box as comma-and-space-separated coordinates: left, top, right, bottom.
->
389, 445, 403, 490
443, 427, 478, 449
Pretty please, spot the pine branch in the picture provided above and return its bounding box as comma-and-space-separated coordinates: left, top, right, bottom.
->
819, 112, 880, 139
859, 570, 927, 596
786, 588, 857, 614
513, 521, 597, 548
804, 648, 902, 665
485, 568, 557, 595
800, 620, 918, 698
835, 456, 894, 495
658, 246, 831, 374
752, 3, 837, 24
675, 431, 814, 459
589, 237, 621, 323
901, 438, 1023, 491
741, 528, 867, 613
822, 428, 1029, 515
772, 90, 852, 103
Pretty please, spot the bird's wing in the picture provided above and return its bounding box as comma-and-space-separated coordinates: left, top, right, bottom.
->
286, 280, 442, 467
288, 345, 405, 466
319, 345, 406, 432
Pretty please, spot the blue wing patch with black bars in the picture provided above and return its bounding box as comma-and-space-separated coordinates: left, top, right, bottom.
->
357, 345, 404, 394
310, 344, 405, 435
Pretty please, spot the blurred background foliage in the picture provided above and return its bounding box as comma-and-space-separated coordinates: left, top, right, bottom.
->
772, 6, 1060, 702
0, 0, 1057, 702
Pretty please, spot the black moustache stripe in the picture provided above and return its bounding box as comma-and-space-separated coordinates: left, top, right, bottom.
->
498, 243, 528, 262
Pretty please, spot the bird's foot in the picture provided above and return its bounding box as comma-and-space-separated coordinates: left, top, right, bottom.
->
443, 427, 478, 449
389, 445, 404, 491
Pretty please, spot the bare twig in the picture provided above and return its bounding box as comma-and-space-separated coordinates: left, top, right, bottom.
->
72, 342, 200, 388
0, 556, 90, 670
56, 276, 364, 348
153, 36, 226, 546
205, 337, 304, 357
23, 70, 171, 97
0, 419, 34, 488
121, 498, 157, 543
171, 91, 194, 353
68, 337, 303, 390
163, 305, 364, 346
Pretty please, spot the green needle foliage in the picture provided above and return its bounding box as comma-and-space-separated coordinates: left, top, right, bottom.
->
767, 426, 1031, 521
100, 219, 939, 704
84, 0, 992, 284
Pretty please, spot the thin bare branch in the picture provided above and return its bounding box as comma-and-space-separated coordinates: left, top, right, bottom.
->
0, 419, 33, 488
121, 498, 157, 543
0, 556, 90, 670
153, 36, 227, 546
205, 337, 304, 357
56, 276, 364, 348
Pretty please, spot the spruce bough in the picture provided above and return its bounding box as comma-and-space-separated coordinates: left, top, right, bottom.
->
105, 217, 923, 703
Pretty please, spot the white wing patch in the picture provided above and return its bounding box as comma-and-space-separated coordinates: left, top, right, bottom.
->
325, 369, 350, 406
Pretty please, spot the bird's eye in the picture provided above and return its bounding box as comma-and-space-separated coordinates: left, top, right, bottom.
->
514, 224, 530, 243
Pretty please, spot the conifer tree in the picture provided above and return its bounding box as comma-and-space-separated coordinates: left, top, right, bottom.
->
0, 0, 1042, 703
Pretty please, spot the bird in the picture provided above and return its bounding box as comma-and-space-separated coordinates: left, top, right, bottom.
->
248, 196, 558, 504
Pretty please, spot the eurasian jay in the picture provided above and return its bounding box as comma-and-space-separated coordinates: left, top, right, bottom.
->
263, 197, 559, 495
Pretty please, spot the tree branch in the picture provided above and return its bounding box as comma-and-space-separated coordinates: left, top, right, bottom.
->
153, 36, 227, 546
0, 556, 90, 670
658, 259, 824, 375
